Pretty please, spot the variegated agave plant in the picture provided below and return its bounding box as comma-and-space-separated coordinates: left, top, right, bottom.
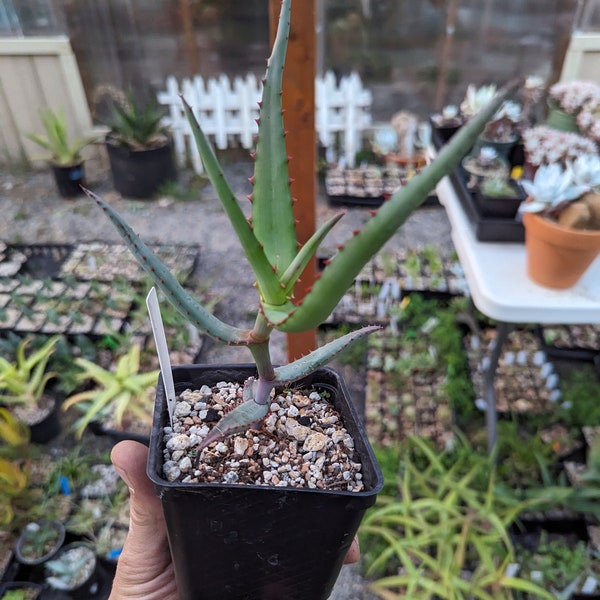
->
86, 0, 510, 449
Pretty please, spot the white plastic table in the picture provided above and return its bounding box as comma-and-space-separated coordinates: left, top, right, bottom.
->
436, 175, 600, 450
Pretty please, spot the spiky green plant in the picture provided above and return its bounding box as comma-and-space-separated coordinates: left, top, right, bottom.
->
0, 335, 61, 408
105, 91, 168, 151
26, 108, 97, 166
85, 0, 514, 448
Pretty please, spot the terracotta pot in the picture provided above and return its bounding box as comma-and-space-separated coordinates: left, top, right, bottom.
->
522, 212, 600, 289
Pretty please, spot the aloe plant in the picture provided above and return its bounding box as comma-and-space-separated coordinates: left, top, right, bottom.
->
26, 108, 97, 166
85, 0, 512, 449
0, 335, 61, 408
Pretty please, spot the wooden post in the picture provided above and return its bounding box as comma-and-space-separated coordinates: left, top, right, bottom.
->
269, 0, 318, 361
179, 0, 199, 77
433, 0, 459, 111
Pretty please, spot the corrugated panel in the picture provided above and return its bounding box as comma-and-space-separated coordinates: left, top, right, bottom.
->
0, 36, 93, 166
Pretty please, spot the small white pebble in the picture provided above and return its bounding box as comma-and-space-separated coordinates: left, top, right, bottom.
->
166, 434, 192, 452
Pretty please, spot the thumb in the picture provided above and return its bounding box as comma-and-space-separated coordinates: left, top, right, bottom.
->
109, 440, 176, 599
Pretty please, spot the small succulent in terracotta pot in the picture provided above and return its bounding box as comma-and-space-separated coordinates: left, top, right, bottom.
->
519, 156, 600, 288
519, 156, 600, 229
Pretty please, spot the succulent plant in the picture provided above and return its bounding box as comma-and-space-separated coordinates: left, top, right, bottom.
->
571, 154, 600, 189
85, 0, 511, 448
519, 163, 592, 216
26, 108, 97, 167
0, 336, 61, 408
460, 84, 498, 117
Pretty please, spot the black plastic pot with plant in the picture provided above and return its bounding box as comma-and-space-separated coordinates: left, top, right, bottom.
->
149, 364, 382, 600
25, 108, 97, 199
104, 92, 176, 199
14, 520, 66, 566
86, 0, 515, 597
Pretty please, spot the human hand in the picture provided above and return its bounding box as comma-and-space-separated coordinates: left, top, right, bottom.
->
109, 440, 177, 600
109, 440, 360, 599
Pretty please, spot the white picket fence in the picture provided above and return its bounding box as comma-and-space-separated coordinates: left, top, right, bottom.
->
157, 70, 372, 173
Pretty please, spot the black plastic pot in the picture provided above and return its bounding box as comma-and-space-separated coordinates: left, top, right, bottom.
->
471, 179, 526, 220
89, 420, 150, 446
51, 162, 85, 198
15, 519, 66, 566
106, 137, 176, 199
44, 542, 101, 599
148, 364, 384, 600
29, 393, 62, 444
0, 581, 43, 599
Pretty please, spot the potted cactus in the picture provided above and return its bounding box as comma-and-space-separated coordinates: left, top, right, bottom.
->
519, 156, 600, 288
85, 1, 511, 598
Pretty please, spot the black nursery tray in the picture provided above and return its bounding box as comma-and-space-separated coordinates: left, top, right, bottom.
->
448, 166, 525, 243
431, 130, 525, 243
10, 244, 74, 279
536, 324, 600, 362
325, 166, 439, 209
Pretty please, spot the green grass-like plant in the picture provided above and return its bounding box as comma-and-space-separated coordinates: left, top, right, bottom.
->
361, 436, 554, 600
62, 344, 159, 438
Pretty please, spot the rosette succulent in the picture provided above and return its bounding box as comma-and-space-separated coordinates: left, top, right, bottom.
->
519, 158, 600, 229
519, 163, 589, 214
84, 0, 512, 447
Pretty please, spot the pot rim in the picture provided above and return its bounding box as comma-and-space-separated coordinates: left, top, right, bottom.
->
147, 364, 384, 498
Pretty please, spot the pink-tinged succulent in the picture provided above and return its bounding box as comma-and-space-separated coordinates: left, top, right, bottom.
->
522, 125, 597, 167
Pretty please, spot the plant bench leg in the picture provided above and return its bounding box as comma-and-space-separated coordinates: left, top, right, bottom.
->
484, 321, 513, 453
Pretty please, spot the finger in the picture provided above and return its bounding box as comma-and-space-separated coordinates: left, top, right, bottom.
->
343, 536, 360, 564
109, 441, 176, 598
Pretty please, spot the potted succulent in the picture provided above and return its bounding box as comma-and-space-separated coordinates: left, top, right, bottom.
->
104, 92, 177, 198
461, 146, 511, 190
546, 79, 600, 134
14, 519, 66, 566
44, 541, 100, 599
430, 104, 464, 143
477, 100, 522, 158
84, 1, 511, 597
384, 110, 429, 170
472, 174, 526, 220
521, 124, 598, 181
62, 343, 159, 442
519, 155, 600, 289
0, 335, 62, 443
25, 108, 97, 198
0, 583, 43, 600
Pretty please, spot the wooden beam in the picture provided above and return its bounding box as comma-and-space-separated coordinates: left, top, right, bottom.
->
269, 0, 317, 361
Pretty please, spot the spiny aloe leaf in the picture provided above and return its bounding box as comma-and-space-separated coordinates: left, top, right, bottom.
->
261, 212, 345, 325
197, 386, 272, 452
252, 0, 297, 274
274, 325, 380, 384
181, 97, 286, 306
83, 188, 250, 345
279, 212, 344, 295
278, 82, 519, 332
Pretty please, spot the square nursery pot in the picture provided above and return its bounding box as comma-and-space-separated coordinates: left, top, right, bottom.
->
471, 179, 526, 220
148, 364, 384, 600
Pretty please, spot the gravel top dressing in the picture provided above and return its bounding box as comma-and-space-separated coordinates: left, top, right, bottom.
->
161, 380, 365, 492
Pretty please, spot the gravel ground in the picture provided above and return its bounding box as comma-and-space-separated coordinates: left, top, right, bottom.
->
0, 155, 454, 599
